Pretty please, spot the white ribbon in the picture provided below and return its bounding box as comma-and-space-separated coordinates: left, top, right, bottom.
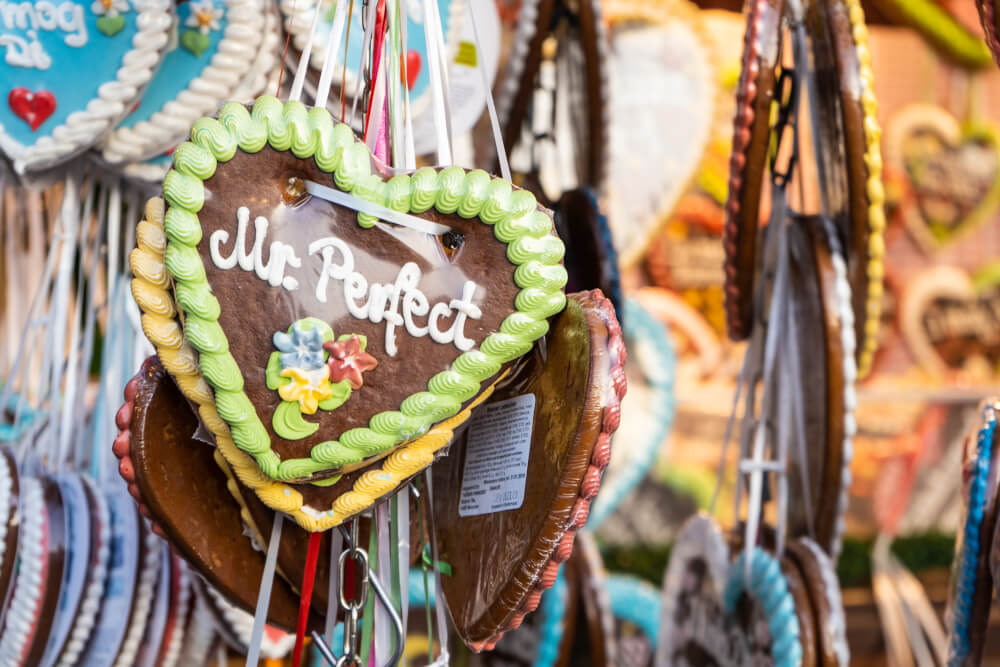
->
304, 180, 452, 235
245, 513, 284, 667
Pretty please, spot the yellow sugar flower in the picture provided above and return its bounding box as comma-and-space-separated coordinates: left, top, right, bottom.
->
278, 366, 333, 415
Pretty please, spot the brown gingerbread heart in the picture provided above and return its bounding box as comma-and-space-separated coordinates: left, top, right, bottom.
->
431, 289, 624, 651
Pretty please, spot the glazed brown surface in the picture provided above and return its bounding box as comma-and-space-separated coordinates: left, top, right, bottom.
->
808, 219, 848, 554
781, 554, 819, 667
431, 291, 608, 645
24, 477, 67, 667
825, 0, 874, 367
194, 145, 520, 469
783, 218, 830, 548
786, 539, 839, 667
129, 357, 315, 631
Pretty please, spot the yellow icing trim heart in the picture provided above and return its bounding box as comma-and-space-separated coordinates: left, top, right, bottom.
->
130, 197, 501, 532
845, 0, 886, 379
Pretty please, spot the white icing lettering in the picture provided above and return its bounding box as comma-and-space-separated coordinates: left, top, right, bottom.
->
0, 1, 87, 70
209, 209, 484, 356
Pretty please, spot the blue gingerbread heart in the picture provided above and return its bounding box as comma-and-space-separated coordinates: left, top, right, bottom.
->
100, 0, 268, 164
0, 0, 171, 173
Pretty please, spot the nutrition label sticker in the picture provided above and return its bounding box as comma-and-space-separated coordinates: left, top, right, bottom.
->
458, 393, 535, 517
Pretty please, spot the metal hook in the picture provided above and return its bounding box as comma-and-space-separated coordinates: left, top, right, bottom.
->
310, 526, 406, 666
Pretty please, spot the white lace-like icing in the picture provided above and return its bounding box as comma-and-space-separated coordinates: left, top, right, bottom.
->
204, 583, 295, 659
55, 475, 111, 667
800, 538, 849, 667
0, 456, 14, 608
112, 523, 162, 667
100, 0, 267, 164
7, 0, 173, 173
158, 559, 191, 667
178, 592, 220, 666
0, 477, 46, 666
830, 252, 857, 560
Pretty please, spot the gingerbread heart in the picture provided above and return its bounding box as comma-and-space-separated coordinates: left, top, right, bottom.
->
604, 0, 716, 269
657, 514, 806, 667
430, 289, 624, 651
0, 0, 172, 173
143, 96, 566, 493
114, 355, 320, 631
900, 264, 1000, 379
887, 105, 1000, 251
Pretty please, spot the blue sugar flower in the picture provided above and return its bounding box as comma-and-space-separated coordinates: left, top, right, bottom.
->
273, 323, 326, 371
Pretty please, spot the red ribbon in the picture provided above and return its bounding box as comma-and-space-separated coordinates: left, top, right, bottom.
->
292, 532, 324, 667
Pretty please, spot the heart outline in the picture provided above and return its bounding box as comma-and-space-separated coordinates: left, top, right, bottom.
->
7, 88, 56, 132
156, 96, 567, 483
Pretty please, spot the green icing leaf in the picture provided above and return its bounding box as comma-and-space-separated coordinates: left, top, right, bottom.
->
318, 381, 351, 411
180, 29, 211, 57
96, 15, 125, 37
272, 400, 319, 440
265, 352, 287, 390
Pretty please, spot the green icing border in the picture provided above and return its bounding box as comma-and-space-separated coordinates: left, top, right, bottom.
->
161, 95, 568, 481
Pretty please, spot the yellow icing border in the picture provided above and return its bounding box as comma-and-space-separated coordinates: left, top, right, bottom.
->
845, 0, 886, 379
130, 197, 500, 532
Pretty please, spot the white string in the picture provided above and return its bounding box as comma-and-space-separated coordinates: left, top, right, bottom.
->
375, 501, 392, 666
422, 0, 451, 164
423, 470, 449, 665
467, 0, 509, 181
314, 0, 351, 110
289, 0, 328, 103
246, 513, 284, 667
349, 0, 382, 127
395, 487, 410, 667
304, 180, 451, 234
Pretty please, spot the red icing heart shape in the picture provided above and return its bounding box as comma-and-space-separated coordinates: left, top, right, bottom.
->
8, 88, 56, 132
405, 50, 421, 91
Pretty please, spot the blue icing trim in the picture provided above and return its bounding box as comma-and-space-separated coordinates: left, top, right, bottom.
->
536, 570, 569, 667
606, 574, 660, 644
947, 406, 997, 665
724, 548, 802, 667
0, 0, 140, 146
0, 389, 38, 442
315, 0, 449, 101
116, 0, 227, 130
587, 299, 675, 528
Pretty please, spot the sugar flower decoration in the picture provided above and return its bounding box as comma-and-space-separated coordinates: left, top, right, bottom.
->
325, 336, 378, 390
273, 323, 326, 371
91, 0, 129, 18
278, 367, 333, 415
186, 0, 223, 34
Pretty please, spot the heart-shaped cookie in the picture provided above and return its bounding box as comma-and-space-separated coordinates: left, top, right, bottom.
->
886, 104, 1000, 251
0, 449, 19, 636
900, 264, 1000, 379
723, 0, 784, 340
785, 538, 849, 666
431, 289, 624, 651
657, 514, 805, 666
605, 574, 661, 667
0, 0, 172, 173
99, 0, 267, 164
113, 354, 320, 631
152, 97, 565, 488
807, 0, 886, 379
554, 188, 622, 318
604, 0, 716, 268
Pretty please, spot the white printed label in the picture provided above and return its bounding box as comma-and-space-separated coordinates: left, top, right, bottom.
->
458, 393, 534, 517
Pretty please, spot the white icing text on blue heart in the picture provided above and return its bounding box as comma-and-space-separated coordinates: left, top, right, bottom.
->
0, 1, 88, 70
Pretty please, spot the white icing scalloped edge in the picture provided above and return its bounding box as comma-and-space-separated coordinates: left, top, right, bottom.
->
112, 523, 162, 667
56, 475, 112, 667
100, 0, 266, 164
159, 558, 191, 667
0, 456, 14, 603
121, 8, 283, 185
204, 583, 295, 659
830, 252, 857, 560
1, 0, 173, 174
800, 538, 849, 667
179, 590, 220, 666
0, 477, 46, 665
